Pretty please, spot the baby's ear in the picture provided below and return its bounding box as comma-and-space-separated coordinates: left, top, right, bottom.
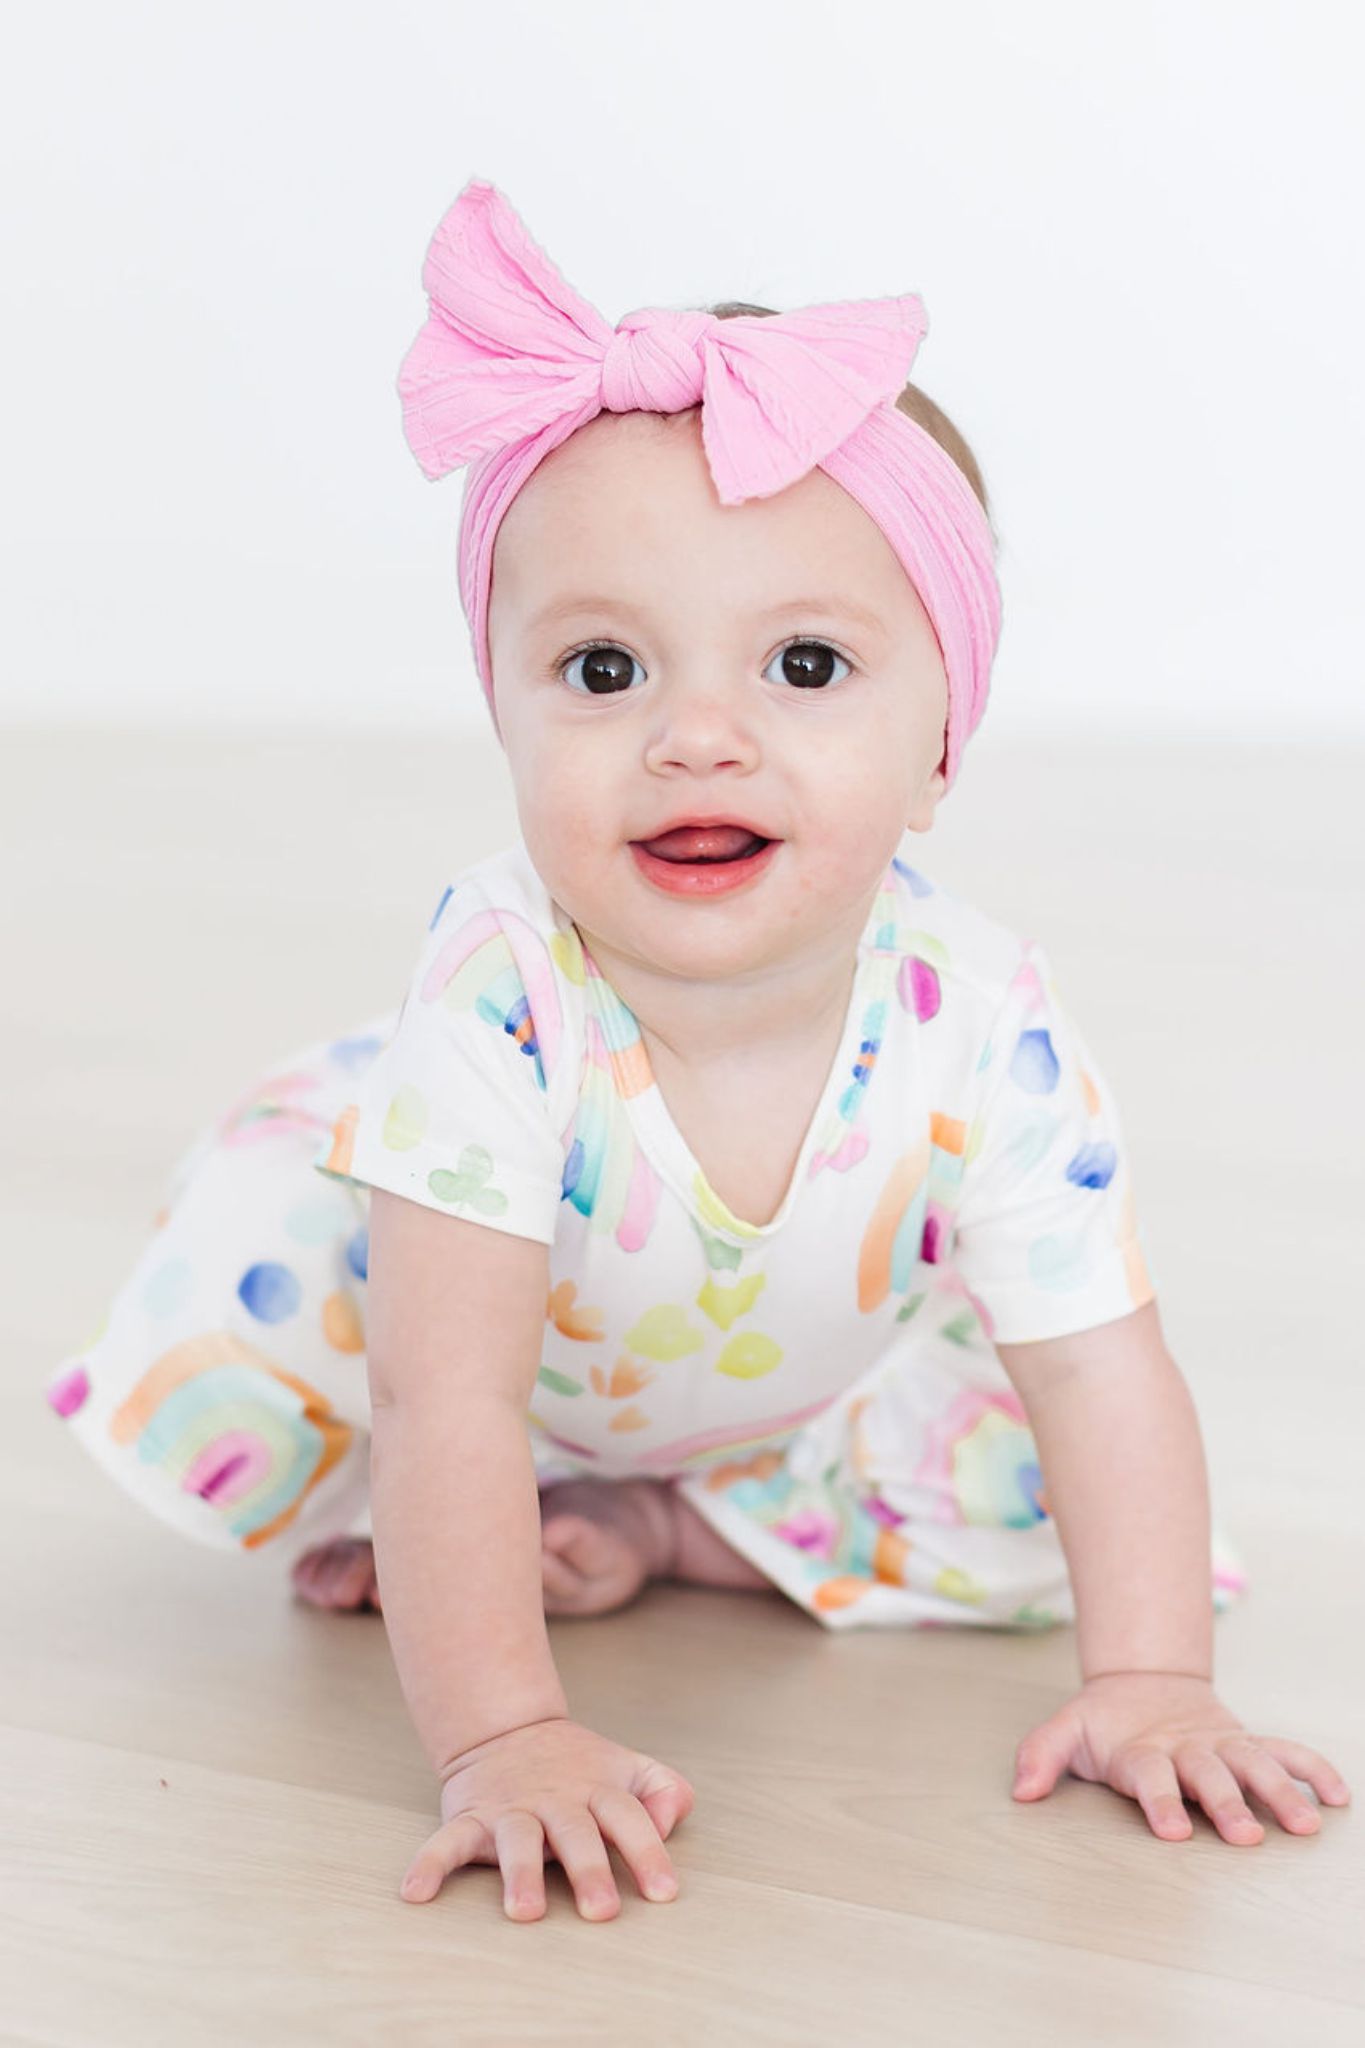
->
907, 761, 947, 835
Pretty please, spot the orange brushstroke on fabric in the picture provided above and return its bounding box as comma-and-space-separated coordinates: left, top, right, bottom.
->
547, 1279, 605, 1341
857, 1138, 930, 1313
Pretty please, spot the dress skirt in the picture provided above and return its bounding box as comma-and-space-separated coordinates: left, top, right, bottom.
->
44, 1024, 1250, 1634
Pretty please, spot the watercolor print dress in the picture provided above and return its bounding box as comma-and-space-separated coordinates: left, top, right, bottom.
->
45, 834, 1249, 1632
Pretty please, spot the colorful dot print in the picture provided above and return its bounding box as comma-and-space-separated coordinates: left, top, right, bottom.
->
46, 836, 1250, 1627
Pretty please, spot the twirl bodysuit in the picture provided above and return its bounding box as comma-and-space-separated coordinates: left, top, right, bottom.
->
44, 832, 1248, 1630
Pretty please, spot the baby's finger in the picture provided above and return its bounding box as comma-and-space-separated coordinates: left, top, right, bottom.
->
1115, 1749, 1193, 1839
494, 1809, 549, 1921
589, 1787, 680, 1903
400, 1812, 491, 1903
1173, 1748, 1264, 1844
1216, 1738, 1321, 1834
1252, 1737, 1353, 1806
539, 1808, 620, 1921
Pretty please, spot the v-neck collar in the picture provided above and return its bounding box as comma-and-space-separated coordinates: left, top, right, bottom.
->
577, 860, 905, 1246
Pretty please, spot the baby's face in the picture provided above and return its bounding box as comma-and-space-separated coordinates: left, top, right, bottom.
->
486, 408, 949, 984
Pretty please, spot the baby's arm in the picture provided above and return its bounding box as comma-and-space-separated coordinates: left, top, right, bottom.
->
363, 1188, 694, 1918
995, 1298, 1351, 1840
364, 1188, 568, 1768
994, 1297, 1212, 1682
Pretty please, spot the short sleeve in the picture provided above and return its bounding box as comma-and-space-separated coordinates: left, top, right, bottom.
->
311, 882, 569, 1245
950, 941, 1156, 1344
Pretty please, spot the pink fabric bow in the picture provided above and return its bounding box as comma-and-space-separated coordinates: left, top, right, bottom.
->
396, 178, 1002, 789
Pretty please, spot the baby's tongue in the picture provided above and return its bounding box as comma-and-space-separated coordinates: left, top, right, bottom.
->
641, 825, 760, 863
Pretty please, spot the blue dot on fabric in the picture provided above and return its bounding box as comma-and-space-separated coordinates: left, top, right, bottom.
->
891, 855, 934, 897
1066, 1141, 1117, 1189
428, 884, 454, 930
237, 1261, 303, 1323
1010, 1028, 1060, 1095
326, 1034, 385, 1072
345, 1227, 369, 1282
1016, 1460, 1047, 1521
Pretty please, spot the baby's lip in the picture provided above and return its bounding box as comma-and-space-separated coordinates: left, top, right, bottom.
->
630, 814, 777, 842
632, 821, 776, 864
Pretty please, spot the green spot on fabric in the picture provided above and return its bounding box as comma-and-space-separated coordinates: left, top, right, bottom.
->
940, 1310, 978, 1346
537, 1366, 583, 1397
428, 1145, 509, 1216
896, 1291, 927, 1324
690, 1218, 744, 1272
1010, 1605, 1058, 1630
383, 1083, 427, 1151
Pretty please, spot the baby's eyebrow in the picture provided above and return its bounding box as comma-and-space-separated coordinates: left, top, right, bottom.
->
527, 593, 888, 636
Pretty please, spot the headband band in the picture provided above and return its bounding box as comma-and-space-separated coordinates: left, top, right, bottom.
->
396, 177, 1002, 789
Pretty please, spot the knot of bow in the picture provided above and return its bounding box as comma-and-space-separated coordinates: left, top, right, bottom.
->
397, 179, 930, 506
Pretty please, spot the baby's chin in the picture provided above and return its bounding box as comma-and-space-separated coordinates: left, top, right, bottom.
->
569, 870, 876, 987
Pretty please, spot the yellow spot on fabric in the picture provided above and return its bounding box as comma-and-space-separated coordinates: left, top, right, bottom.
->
624, 1305, 706, 1361
934, 1565, 987, 1605
903, 928, 949, 967
550, 926, 586, 984
693, 1173, 765, 1240
1081, 1068, 1101, 1115
321, 1291, 365, 1353
715, 1331, 782, 1380
965, 1115, 986, 1168
696, 1273, 766, 1329
382, 1084, 427, 1151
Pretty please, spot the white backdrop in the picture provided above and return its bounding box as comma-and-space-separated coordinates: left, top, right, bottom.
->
3, 0, 1360, 736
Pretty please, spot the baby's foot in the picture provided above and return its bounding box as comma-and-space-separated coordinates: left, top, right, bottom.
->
290, 1537, 382, 1611
288, 1480, 673, 1621
538, 1477, 677, 1617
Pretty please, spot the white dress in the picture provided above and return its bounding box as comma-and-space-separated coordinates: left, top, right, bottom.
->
44, 832, 1249, 1631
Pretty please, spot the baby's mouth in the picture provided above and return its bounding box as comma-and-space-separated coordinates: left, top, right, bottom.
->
632, 825, 773, 865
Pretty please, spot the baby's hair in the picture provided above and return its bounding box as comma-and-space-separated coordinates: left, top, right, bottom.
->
706, 299, 995, 539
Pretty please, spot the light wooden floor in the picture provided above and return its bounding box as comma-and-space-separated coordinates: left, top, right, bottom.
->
4, 725, 1362, 2046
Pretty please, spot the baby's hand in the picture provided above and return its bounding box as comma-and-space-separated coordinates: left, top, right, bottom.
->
1012, 1672, 1352, 1844
398, 1715, 695, 1920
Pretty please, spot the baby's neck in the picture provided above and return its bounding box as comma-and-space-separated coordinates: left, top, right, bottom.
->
578, 911, 867, 1078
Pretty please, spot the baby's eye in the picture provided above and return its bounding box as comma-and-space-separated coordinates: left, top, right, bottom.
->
763, 640, 852, 690
556, 636, 853, 695
559, 642, 646, 695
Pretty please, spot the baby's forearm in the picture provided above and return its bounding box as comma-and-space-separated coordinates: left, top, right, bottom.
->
1022, 1346, 1215, 1682
369, 1396, 569, 1777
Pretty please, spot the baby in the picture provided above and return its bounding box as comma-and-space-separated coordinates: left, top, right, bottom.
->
45, 179, 1350, 1922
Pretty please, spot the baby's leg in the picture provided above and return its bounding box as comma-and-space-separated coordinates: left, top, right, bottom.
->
295, 1477, 774, 1616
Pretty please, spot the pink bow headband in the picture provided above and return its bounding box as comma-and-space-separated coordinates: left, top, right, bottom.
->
397, 178, 1002, 790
